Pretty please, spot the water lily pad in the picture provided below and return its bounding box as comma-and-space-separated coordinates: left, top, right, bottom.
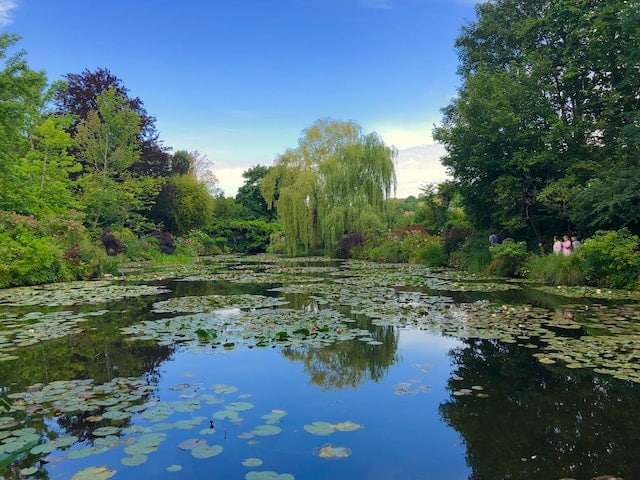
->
178, 438, 207, 450
313, 443, 352, 459
245, 471, 295, 480
121, 454, 148, 466
213, 409, 240, 420
228, 401, 253, 411
102, 409, 131, 421
20, 466, 38, 476
242, 457, 263, 467
303, 422, 334, 435
93, 426, 120, 437
212, 384, 238, 395
191, 444, 223, 458
71, 465, 117, 480
166, 464, 182, 472
332, 421, 363, 432
251, 425, 282, 436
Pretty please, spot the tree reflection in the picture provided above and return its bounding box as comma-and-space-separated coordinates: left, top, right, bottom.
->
282, 316, 399, 390
440, 338, 640, 479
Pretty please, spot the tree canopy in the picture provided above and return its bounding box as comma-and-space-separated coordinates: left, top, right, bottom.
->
434, 0, 640, 240
261, 118, 396, 255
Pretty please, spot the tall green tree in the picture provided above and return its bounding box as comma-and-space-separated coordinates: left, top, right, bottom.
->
320, 132, 396, 252
17, 114, 81, 215
261, 118, 396, 255
235, 165, 277, 221
434, 0, 640, 240
74, 87, 156, 230
150, 173, 213, 236
54, 67, 174, 177
75, 87, 141, 185
0, 33, 48, 212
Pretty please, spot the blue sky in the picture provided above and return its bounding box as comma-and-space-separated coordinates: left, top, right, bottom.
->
1, 0, 478, 197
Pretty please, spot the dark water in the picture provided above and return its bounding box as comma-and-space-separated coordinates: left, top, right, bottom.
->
1, 261, 639, 480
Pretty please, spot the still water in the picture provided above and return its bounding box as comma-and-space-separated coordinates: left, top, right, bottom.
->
1, 256, 639, 479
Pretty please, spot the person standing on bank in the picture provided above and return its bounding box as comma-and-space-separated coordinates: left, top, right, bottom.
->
489, 232, 498, 247
561, 235, 572, 256
552, 236, 562, 255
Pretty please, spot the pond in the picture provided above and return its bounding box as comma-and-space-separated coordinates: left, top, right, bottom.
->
1, 255, 640, 479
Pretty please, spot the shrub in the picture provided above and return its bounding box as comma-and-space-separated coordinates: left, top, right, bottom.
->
148, 231, 176, 254
525, 253, 585, 286
485, 240, 528, 277
100, 230, 127, 256
186, 230, 223, 256
576, 228, 640, 289
369, 243, 409, 263
443, 225, 474, 255
416, 242, 447, 267
206, 220, 278, 254
453, 237, 492, 273
337, 231, 365, 259
266, 231, 287, 254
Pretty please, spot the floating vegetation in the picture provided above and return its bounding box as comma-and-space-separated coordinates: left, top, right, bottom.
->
251, 425, 282, 436
191, 443, 224, 458
0, 281, 169, 307
121, 454, 148, 466
71, 465, 117, 480
0, 309, 108, 362
313, 443, 352, 460
152, 294, 289, 314
3, 254, 640, 478
303, 421, 363, 435
245, 471, 295, 480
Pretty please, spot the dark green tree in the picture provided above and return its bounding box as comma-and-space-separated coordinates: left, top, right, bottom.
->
235, 165, 277, 221
434, 0, 640, 241
149, 174, 214, 236
0, 34, 48, 212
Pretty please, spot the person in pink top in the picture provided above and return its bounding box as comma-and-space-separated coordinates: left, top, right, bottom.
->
552, 236, 562, 254
561, 235, 572, 256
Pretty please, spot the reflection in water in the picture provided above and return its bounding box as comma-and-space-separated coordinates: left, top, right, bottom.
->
440, 338, 640, 479
282, 324, 399, 389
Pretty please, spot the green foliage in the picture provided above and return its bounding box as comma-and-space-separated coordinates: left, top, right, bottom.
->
525, 253, 585, 286
206, 220, 278, 254
0, 34, 49, 212
443, 225, 474, 256
15, 114, 81, 215
416, 242, 447, 267
435, 0, 639, 242
186, 230, 224, 256
368, 243, 409, 264
452, 237, 492, 274
0, 212, 117, 288
235, 165, 276, 221
75, 87, 141, 184
266, 231, 287, 254
572, 168, 640, 237
485, 240, 529, 277
576, 229, 640, 289
151, 174, 213, 236
261, 119, 396, 256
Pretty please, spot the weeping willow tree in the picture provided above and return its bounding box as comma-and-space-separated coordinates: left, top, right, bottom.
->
261, 118, 396, 256
320, 133, 397, 252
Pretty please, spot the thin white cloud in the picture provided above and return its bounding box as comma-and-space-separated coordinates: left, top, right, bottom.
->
393, 143, 449, 198
0, 0, 17, 27
369, 121, 437, 150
